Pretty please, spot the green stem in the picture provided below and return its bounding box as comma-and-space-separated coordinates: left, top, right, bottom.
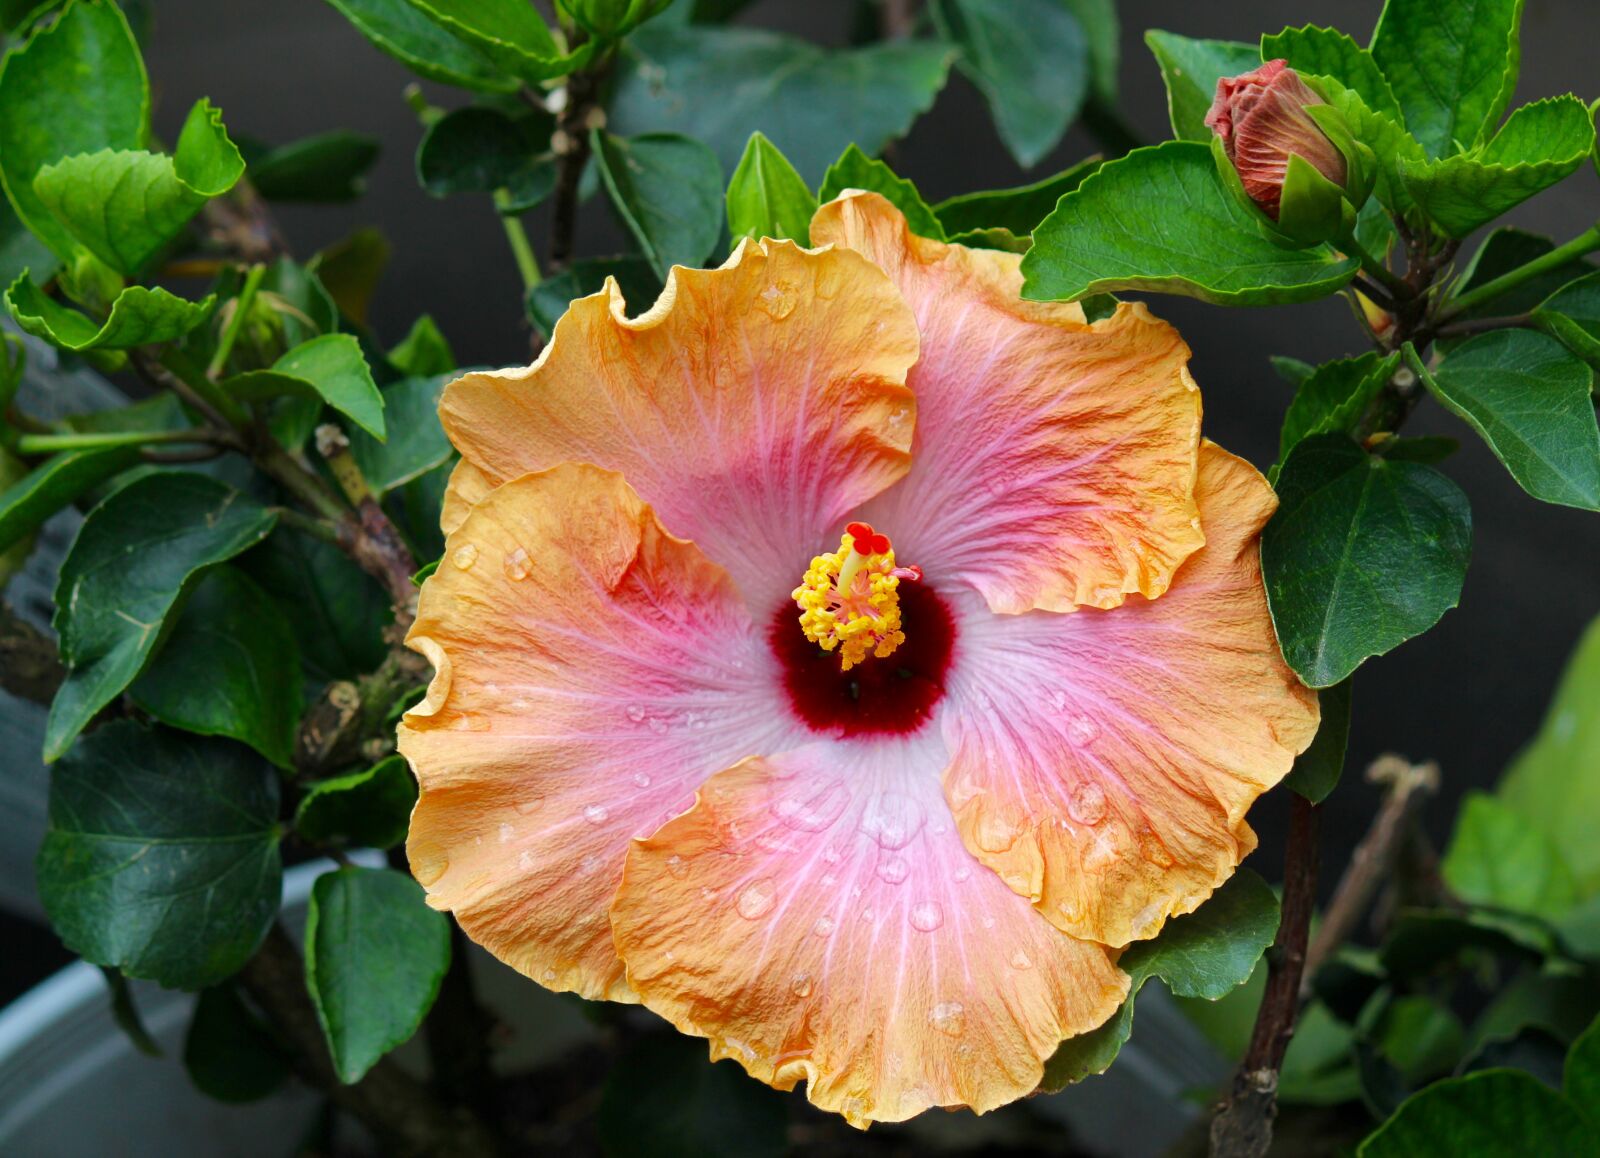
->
1343, 231, 1410, 303
1440, 223, 1600, 321
271, 506, 342, 545
495, 191, 541, 291
207, 262, 266, 380
15, 429, 219, 454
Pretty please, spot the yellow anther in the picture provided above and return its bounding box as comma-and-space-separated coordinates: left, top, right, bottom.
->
792, 523, 908, 671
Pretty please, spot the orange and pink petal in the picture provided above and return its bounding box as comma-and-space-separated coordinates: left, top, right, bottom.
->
941, 444, 1320, 947
433, 237, 920, 599
399, 464, 801, 999
811, 192, 1204, 615
610, 739, 1129, 1126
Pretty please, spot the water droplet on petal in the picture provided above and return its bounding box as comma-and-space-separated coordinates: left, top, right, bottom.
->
982, 915, 996, 929
580, 854, 601, 875
858, 906, 876, 924
929, 1001, 966, 1037
502, 546, 532, 580
1066, 714, 1100, 747
451, 543, 479, 570
583, 804, 609, 826
447, 713, 489, 732
626, 704, 646, 723
647, 716, 668, 734
633, 772, 652, 788
1068, 782, 1107, 826
541, 968, 556, 982
790, 972, 813, 997
773, 779, 851, 832
757, 278, 798, 320
514, 796, 543, 815
876, 857, 909, 885
910, 901, 944, 932
666, 854, 688, 879
736, 878, 776, 920
1009, 948, 1033, 970
498, 822, 514, 843
954, 864, 972, 883
1140, 829, 1175, 867
812, 915, 835, 937
518, 850, 534, 870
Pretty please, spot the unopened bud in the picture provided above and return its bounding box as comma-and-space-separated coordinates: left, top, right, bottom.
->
1206, 60, 1346, 219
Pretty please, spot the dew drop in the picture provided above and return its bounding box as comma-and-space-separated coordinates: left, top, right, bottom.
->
1048, 689, 1068, 712
451, 543, 479, 570
541, 968, 556, 981
518, 850, 534, 870
498, 822, 514, 843
580, 854, 601, 875
757, 279, 798, 320
954, 863, 972, 883
626, 704, 647, 723
1139, 830, 1175, 868
790, 972, 814, 998
858, 906, 876, 924
1065, 714, 1101, 747
633, 772, 652, 788
910, 901, 944, 932
812, 915, 835, 937
647, 716, 668, 734
736, 878, 777, 920
447, 713, 489, 732
514, 796, 543, 815
502, 546, 532, 580
928, 1001, 966, 1037
982, 915, 996, 929
1068, 782, 1107, 826
1009, 948, 1033, 970
773, 779, 850, 832
583, 804, 610, 826
876, 857, 909, 885
666, 854, 688, 878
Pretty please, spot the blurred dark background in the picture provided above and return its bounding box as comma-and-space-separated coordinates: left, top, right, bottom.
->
5, 0, 1599, 998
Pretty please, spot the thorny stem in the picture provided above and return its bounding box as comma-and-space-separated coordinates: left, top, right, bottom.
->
1209, 795, 1320, 1158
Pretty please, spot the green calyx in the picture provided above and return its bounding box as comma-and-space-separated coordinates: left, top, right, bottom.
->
557, 0, 672, 40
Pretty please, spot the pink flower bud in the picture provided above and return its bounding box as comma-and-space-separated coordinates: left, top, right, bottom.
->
1205, 59, 1348, 220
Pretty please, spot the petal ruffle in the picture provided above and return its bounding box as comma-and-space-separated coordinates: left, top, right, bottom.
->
610, 738, 1128, 1126
812, 191, 1204, 614
942, 443, 1319, 947
399, 464, 798, 999
435, 238, 920, 600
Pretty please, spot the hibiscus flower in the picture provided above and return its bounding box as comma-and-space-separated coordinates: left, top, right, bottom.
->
397, 191, 1320, 1125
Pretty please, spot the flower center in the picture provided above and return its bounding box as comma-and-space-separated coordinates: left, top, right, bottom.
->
791, 522, 922, 671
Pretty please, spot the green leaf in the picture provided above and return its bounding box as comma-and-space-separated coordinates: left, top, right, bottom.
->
1022, 141, 1360, 306
1360, 1068, 1593, 1157
347, 373, 452, 495
1369, 0, 1524, 159
1143, 31, 1259, 141
248, 130, 380, 203
1040, 869, 1278, 1090
1262, 434, 1472, 688
930, 0, 1088, 168
1533, 269, 1600, 363
184, 984, 291, 1103
0, 0, 148, 260
725, 131, 816, 246
7, 276, 213, 351
1569, 1015, 1600, 1127
1468, 972, 1600, 1056
321, 0, 515, 92
415, 105, 556, 213
1498, 613, 1600, 894
1065, 0, 1117, 106
46, 473, 278, 761
932, 157, 1101, 237
403, 0, 586, 83
228, 333, 385, 440
817, 144, 944, 240
0, 184, 57, 289
309, 228, 390, 326
128, 566, 303, 770
1378, 435, 1459, 463
1305, 75, 1425, 216
388, 314, 454, 377
36, 721, 282, 989
1275, 352, 1400, 478
1271, 355, 1318, 386
1417, 330, 1600, 511
1457, 227, 1597, 318
0, 445, 140, 554
597, 1033, 789, 1158
1262, 25, 1406, 125
1285, 676, 1353, 803
35, 97, 245, 275
1442, 792, 1578, 919
240, 527, 391, 683
1401, 96, 1595, 238
1379, 909, 1555, 979
1373, 995, 1466, 1085
526, 254, 663, 340
609, 23, 951, 185
592, 130, 724, 280
295, 756, 417, 851
1120, 867, 1281, 1000
305, 867, 450, 1084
